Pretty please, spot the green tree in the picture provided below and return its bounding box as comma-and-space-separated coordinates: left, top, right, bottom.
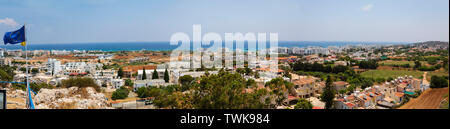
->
102, 64, 108, 70
164, 69, 169, 82
179, 75, 194, 91
0, 69, 13, 81
265, 77, 295, 106
346, 85, 356, 94
430, 76, 449, 88
320, 75, 335, 109
31, 68, 39, 74
205, 70, 210, 76
117, 67, 124, 78
136, 87, 150, 98
192, 71, 273, 109
358, 60, 378, 69
246, 79, 256, 88
236, 68, 246, 75
111, 87, 129, 100
125, 79, 133, 86
414, 60, 421, 69
338, 89, 347, 95
387, 77, 394, 82
19, 67, 27, 73
142, 68, 147, 80
152, 71, 276, 109
30, 83, 53, 92
294, 98, 313, 109
254, 71, 260, 79
152, 69, 159, 79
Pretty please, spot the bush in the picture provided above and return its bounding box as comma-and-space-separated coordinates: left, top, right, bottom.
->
294, 98, 313, 109
179, 75, 194, 91
427, 58, 438, 65
125, 79, 133, 86
430, 76, 449, 88
136, 87, 150, 98
375, 78, 386, 83
30, 83, 54, 92
31, 68, 39, 74
387, 77, 394, 82
61, 77, 101, 92
111, 87, 129, 100
358, 60, 378, 69
418, 66, 437, 71
0, 69, 13, 81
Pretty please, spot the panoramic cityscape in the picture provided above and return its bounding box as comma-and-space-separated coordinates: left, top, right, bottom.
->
0, 0, 448, 110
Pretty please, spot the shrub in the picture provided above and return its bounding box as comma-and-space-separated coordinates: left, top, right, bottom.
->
375, 78, 386, 83
125, 79, 133, 86
136, 87, 151, 98
30, 83, 54, 92
430, 76, 449, 88
418, 66, 436, 71
61, 77, 101, 92
111, 87, 129, 100
294, 98, 313, 109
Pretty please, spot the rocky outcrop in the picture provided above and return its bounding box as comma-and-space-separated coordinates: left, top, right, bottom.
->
6, 88, 26, 98
4, 88, 27, 109
34, 87, 112, 109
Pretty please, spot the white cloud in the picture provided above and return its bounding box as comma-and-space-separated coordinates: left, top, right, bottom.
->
0, 17, 19, 27
361, 4, 374, 12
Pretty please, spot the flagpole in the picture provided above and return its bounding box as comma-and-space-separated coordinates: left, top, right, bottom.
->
24, 24, 31, 109
25, 24, 29, 109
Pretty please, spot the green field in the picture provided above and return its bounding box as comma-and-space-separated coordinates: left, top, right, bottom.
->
361, 70, 448, 81
378, 60, 427, 67
428, 70, 450, 78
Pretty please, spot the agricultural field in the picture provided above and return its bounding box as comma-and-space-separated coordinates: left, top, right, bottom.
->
378, 60, 427, 67
360, 69, 448, 81
399, 87, 449, 109
361, 70, 424, 79
378, 60, 414, 66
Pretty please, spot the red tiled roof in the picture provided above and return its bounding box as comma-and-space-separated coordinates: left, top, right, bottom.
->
313, 106, 323, 109
333, 81, 348, 86
395, 92, 405, 97
288, 95, 297, 100
346, 102, 355, 108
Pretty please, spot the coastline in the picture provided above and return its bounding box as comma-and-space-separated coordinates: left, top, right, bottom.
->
1, 41, 409, 51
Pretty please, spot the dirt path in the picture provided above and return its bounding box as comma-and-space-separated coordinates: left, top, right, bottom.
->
399, 87, 449, 109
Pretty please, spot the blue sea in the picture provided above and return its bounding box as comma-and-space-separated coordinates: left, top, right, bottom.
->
1, 41, 409, 51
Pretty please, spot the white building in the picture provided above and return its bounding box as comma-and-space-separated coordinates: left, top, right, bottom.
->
93, 70, 117, 87
94, 70, 116, 77
63, 62, 87, 74
137, 69, 167, 80
51, 50, 71, 55
97, 54, 114, 60
111, 79, 125, 89
46, 58, 62, 76
133, 79, 168, 91
0, 58, 11, 66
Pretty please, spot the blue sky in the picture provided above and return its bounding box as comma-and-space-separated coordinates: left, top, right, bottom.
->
0, 0, 448, 44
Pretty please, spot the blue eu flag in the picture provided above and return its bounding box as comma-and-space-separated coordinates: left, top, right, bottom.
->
3, 25, 26, 46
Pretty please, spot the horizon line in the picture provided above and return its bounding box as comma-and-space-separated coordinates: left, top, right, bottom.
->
22, 40, 422, 45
